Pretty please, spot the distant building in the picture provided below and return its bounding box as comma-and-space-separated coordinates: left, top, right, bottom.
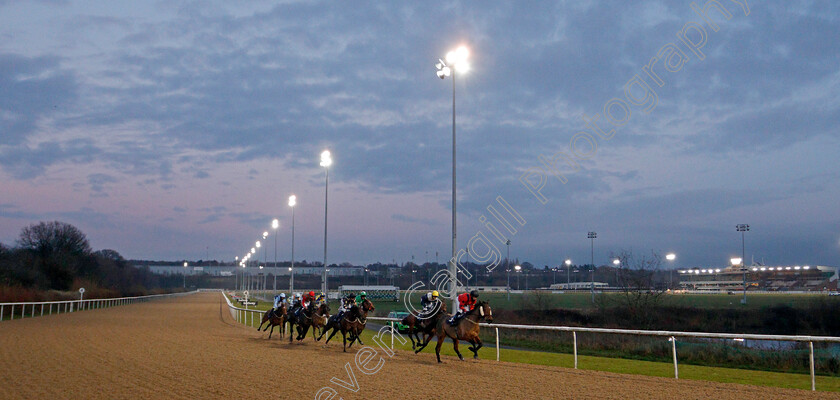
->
549, 282, 609, 290
677, 265, 838, 292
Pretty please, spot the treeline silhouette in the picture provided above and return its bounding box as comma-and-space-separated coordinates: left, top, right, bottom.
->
0, 221, 183, 302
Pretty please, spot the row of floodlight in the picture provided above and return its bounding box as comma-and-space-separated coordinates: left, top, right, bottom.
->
679, 265, 811, 274
235, 151, 331, 270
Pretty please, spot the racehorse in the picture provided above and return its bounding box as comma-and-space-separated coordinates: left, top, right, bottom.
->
401, 301, 447, 350
257, 303, 287, 339
415, 300, 492, 363
296, 303, 330, 341
286, 302, 315, 343
318, 298, 374, 352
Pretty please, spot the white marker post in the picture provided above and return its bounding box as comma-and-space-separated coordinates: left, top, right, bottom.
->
79, 288, 85, 310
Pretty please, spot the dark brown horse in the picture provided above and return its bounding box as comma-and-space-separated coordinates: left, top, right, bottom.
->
415, 300, 492, 363
295, 303, 330, 341
401, 301, 447, 350
286, 302, 314, 343
257, 303, 287, 339
318, 298, 374, 352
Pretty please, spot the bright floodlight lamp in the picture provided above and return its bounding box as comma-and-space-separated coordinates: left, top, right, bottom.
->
666, 253, 676, 261
272, 219, 279, 230
565, 259, 572, 266
730, 257, 742, 266
613, 259, 620, 266
320, 150, 332, 167
183, 262, 188, 267
514, 265, 521, 271
263, 231, 268, 238
251, 248, 256, 254
255, 241, 261, 248
288, 195, 296, 207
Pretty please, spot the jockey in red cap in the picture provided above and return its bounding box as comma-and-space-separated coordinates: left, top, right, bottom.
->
302, 291, 316, 308
449, 290, 479, 325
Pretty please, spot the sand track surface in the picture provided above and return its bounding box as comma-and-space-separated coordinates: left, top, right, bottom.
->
0, 292, 834, 399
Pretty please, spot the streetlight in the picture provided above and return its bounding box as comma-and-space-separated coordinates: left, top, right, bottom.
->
272, 219, 279, 291
234, 256, 239, 290
436, 45, 470, 311
665, 253, 676, 289
514, 265, 521, 290
587, 231, 597, 303
731, 256, 744, 303
289, 195, 296, 293
255, 241, 261, 275
183, 261, 188, 288
321, 150, 332, 297
736, 224, 749, 304
565, 259, 572, 286
505, 239, 511, 300
261, 232, 268, 287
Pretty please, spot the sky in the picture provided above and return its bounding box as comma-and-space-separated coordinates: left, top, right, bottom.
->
1, 1, 839, 269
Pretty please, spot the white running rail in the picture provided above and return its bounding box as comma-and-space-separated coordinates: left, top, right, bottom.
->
0, 290, 197, 322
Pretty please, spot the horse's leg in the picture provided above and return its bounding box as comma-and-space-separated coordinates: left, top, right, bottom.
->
342, 330, 348, 352
288, 322, 294, 343
408, 328, 417, 350
325, 326, 339, 344
434, 334, 445, 363
415, 331, 435, 353
268, 324, 274, 339
452, 338, 464, 361
355, 326, 364, 345
472, 337, 483, 359
319, 320, 335, 341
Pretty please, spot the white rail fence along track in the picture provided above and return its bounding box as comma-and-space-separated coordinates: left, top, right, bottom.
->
0, 290, 197, 322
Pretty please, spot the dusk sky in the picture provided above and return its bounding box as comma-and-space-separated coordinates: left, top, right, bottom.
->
1, 1, 838, 269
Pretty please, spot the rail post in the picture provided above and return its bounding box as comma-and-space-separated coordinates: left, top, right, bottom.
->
495, 327, 500, 362
670, 336, 678, 379
809, 341, 815, 391
1, 305, 3, 320
573, 331, 578, 369
391, 322, 394, 351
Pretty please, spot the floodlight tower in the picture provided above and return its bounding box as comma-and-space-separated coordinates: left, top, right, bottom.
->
289, 195, 297, 293
321, 150, 332, 297
435, 45, 470, 311
736, 224, 749, 304
587, 231, 597, 303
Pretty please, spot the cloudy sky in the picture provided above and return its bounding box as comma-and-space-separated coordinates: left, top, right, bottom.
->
1, 1, 838, 268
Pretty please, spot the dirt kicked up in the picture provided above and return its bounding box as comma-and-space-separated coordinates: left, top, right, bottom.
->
0, 292, 834, 399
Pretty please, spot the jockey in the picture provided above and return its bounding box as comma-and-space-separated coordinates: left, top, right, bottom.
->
418, 291, 440, 319
271, 293, 286, 317
291, 293, 302, 314
355, 291, 368, 307
302, 291, 316, 308
334, 293, 355, 321
315, 292, 326, 305
448, 290, 479, 325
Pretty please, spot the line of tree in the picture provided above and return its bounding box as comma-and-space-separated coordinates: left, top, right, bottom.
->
0, 221, 183, 301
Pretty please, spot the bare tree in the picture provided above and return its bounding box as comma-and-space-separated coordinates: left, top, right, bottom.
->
612, 250, 667, 328
17, 221, 91, 257
16, 221, 92, 289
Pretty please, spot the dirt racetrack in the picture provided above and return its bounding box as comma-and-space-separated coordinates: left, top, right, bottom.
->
0, 292, 835, 399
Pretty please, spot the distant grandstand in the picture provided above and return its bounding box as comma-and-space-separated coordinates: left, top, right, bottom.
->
677, 265, 838, 292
